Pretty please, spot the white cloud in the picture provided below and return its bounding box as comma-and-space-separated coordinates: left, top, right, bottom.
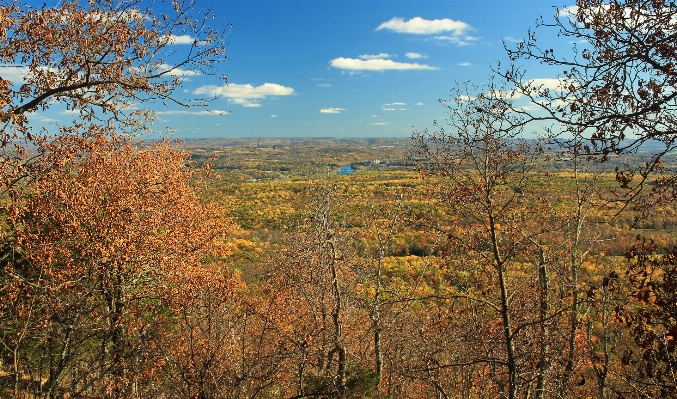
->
133, 63, 199, 78
318, 83, 331, 87
383, 108, 396, 111
519, 105, 539, 111
536, 99, 567, 108
503, 36, 522, 43
0, 65, 59, 84
557, 6, 578, 19
194, 83, 295, 107
526, 77, 569, 92
157, 62, 200, 77
156, 109, 228, 116
556, 4, 647, 29
271, 114, 278, 118
320, 108, 345, 114
165, 34, 196, 45
405, 52, 427, 59
458, 62, 471, 67
0, 65, 29, 83
359, 53, 392, 60
392, 102, 406, 105
372, 122, 388, 125
32, 114, 57, 123
435, 34, 478, 46
376, 16, 471, 35
415, 102, 424, 105
330, 57, 438, 71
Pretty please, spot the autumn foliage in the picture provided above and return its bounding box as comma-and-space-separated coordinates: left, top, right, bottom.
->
3, 0, 677, 398
0, 134, 235, 397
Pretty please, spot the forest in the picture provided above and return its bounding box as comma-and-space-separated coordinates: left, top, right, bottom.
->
2, 0, 677, 398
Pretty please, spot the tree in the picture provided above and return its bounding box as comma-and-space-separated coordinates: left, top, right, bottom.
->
0, 0, 227, 188
501, 0, 677, 206
0, 133, 233, 397
616, 238, 677, 398
252, 186, 356, 398
412, 81, 564, 399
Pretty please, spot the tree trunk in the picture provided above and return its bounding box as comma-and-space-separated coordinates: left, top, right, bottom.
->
536, 248, 549, 399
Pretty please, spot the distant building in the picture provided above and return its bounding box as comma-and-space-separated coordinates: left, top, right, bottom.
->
337, 165, 355, 176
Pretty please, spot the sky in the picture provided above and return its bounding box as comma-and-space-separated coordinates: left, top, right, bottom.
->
26, 0, 578, 139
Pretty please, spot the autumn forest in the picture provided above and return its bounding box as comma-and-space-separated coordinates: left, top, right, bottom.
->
2, 1, 677, 399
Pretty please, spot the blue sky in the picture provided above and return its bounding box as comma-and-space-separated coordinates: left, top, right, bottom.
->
26, 0, 577, 138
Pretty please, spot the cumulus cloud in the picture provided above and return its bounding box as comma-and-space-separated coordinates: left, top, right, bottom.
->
359, 53, 392, 60
271, 115, 278, 118
320, 108, 345, 114
156, 109, 228, 116
405, 52, 427, 59
330, 57, 438, 71
458, 62, 471, 67
194, 83, 295, 107
376, 16, 470, 35
415, 102, 424, 105
392, 102, 406, 105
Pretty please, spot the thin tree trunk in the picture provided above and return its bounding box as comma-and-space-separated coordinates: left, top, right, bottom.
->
371, 228, 385, 387
329, 241, 346, 398
536, 248, 549, 399
566, 150, 585, 391
489, 210, 517, 399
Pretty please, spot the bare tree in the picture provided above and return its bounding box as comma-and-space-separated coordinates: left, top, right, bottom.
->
500, 0, 677, 207
412, 81, 567, 399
